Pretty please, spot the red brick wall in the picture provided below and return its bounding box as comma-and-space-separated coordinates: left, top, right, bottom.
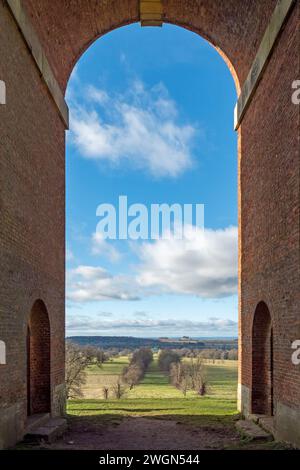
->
0, 2, 65, 435
21, 0, 298, 421
22, 0, 278, 91
0, 0, 299, 447
240, 3, 300, 412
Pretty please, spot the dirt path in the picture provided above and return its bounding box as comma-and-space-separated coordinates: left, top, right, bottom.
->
49, 416, 241, 450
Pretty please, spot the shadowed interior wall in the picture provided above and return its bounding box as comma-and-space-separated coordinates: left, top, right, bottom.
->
27, 300, 51, 415
252, 302, 273, 416
0, 1, 65, 449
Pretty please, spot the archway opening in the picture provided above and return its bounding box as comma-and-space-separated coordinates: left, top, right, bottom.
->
251, 301, 274, 416
65, 23, 239, 443
27, 300, 51, 416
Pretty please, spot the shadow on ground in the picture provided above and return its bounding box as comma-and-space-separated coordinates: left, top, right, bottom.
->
15, 412, 289, 451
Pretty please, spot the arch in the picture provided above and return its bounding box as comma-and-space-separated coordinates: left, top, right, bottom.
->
251, 301, 274, 416
27, 299, 51, 416
66, 22, 241, 97
1, 0, 299, 449
64, 21, 241, 96
22, 0, 279, 93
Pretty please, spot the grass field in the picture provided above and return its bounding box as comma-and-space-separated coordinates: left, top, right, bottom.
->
68, 356, 238, 425
17, 355, 287, 450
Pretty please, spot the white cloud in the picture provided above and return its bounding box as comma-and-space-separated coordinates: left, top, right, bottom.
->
69, 81, 196, 178
67, 226, 237, 303
67, 265, 140, 302
136, 225, 238, 298
92, 232, 122, 262
71, 265, 109, 280
86, 85, 109, 105
66, 315, 237, 334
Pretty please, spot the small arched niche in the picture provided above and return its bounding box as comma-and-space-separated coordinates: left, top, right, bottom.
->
27, 299, 51, 416
251, 301, 274, 416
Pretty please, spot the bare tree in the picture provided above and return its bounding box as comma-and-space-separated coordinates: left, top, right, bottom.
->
122, 362, 144, 390
158, 350, 180, 372
102, 386, 109, 400
170, 361, 191, 396
170, 356, 208, 397
121, 347, 153, 389
65, 342, 104, 399
179, 374, 190, 396
131, 348, 153, 368
83, 345, 107, 364
188, 357, 207, 396
199, 381, 207, 396
170, 361, 184, 388
112, 377, 127, 399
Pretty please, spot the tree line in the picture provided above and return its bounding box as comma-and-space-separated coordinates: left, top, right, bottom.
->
158, 350, 208, 397
166, 348, 238, 361
65, 343, 234, 400
99, 347, 238, 361
122, 348, 153, 390
65, 343, 153, 400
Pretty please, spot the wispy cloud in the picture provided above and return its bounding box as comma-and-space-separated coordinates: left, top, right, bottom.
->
66, 248, 74, 261
134, 311, 149, 318
66, 315, 237, 335
97, 311, 114, 318
86, 85, 109, 105
67, 265, 140, 302
91, 232, 122, 262
68, 80, 196, 178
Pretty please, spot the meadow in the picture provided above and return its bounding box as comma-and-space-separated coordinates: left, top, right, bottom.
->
18, 355, 285, 449
68, 355, 238, 425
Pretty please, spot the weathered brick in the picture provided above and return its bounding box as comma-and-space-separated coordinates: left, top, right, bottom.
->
0, 0, 299, 449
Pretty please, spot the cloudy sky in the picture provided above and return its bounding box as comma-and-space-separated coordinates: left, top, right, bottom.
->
66, 24, 238, 338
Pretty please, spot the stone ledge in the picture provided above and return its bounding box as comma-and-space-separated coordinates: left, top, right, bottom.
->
5, 0, 69, 128
258, 416, 275, 436
25, 413, 51, 433
234, 0, 296, 129
24, 417, 67, 444
236, 419, 273, 441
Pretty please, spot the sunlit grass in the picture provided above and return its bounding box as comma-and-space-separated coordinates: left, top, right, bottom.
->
69, 355, 238, 425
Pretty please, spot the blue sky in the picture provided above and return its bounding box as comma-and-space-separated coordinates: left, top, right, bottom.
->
65, 24, 238, 338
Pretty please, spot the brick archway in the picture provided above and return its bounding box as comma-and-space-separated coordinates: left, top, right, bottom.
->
27, 300, 51, 416
0, 0, 299, 448
251, 302, 273, 416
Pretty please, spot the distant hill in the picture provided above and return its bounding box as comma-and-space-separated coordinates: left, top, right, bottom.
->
67, 336, 238, 351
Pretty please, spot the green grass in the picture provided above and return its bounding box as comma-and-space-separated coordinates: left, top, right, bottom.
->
87, 355, 129, 375
18, 355, 291, 450
68, 356, 238, 426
